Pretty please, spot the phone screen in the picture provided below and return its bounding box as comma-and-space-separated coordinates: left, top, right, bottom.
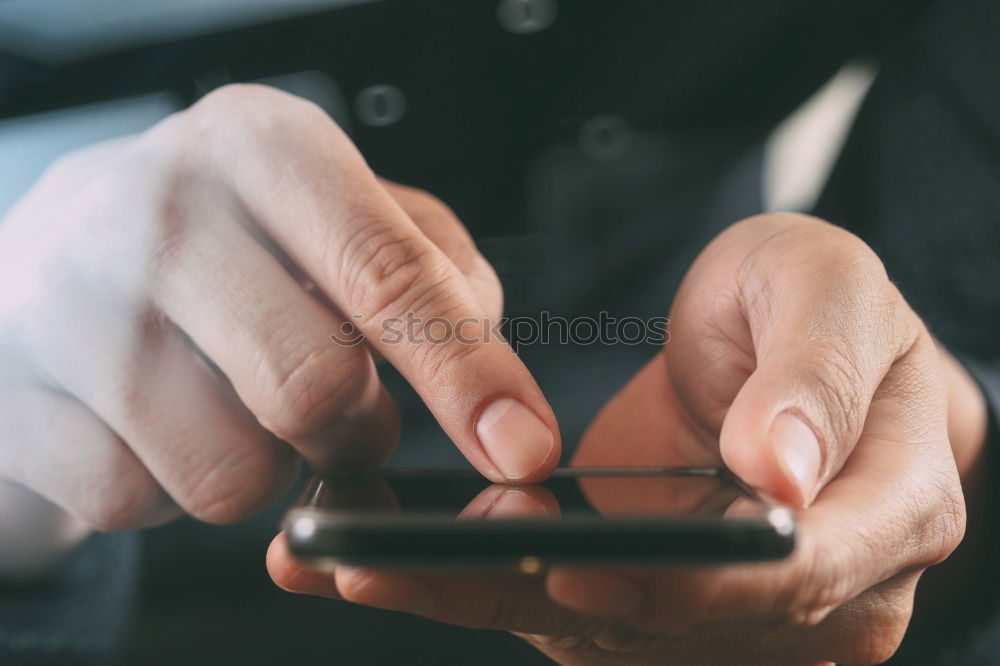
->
295, 467, 769, 521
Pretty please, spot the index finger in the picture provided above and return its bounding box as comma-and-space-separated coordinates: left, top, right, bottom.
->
175, 85, 559, 482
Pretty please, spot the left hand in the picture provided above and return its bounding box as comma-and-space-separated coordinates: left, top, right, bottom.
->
267, 214, 985, 666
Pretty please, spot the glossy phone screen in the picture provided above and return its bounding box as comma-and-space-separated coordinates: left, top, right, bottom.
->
295, 467, 765, 519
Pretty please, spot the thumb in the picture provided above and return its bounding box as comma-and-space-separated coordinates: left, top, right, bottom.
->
716, 219, 919, 507
719, 348, 863, 508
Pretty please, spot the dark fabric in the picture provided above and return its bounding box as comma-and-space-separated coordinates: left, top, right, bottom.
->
815, 0, 1000, 359
1, 0, 998, 664
0, 532, 139, 665
813, 0, 1000, 660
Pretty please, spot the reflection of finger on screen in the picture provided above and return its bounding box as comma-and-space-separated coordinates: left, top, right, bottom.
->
458, 484, 560, 520
722, 495, 770, 519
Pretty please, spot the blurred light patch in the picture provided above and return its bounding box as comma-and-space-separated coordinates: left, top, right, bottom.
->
0, 0, 382, 64
763, 62, 876, 213
496, 0, 558, 35
354, 84, 407, 128
0, 93, 179, 217
578, 114, 632, 162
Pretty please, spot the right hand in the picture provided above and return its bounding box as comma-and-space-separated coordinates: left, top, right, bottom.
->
0, 84, 559, 541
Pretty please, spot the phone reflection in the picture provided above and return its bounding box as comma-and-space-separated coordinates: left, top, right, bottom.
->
299, 467, 761, 522
458, 484, 561, 520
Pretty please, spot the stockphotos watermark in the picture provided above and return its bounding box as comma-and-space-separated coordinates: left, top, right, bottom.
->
329, 311, 669, 352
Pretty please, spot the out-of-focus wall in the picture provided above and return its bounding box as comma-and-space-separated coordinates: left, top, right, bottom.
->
0, 0, 379, 63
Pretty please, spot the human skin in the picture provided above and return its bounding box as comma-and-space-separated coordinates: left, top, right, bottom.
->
0, 85, 560, 574
268, 214, 987, 665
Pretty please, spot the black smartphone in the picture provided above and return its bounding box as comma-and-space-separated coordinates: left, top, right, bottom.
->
283, 467, 794, 571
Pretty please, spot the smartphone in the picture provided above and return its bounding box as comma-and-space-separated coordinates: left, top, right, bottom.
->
283, 467, 795, 571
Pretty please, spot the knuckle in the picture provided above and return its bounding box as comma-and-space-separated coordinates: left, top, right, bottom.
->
195, 82, 275, 109
188, 83, 344, 153
734, 213, 888, 289
256, 344, 374, 442
779, 545, 856, 628
474, 259, 504, 318
342, 222, 447, 320
382, 186, 500, 318
797, 337, 868, 444
193, 83, 315, 124
921, 477, 967, 566
850, 623, 910, 665
183, 443, 294, 524
731, 211, 819, 236
844, 602, 913, 665
412, 324, 487, 385
782, 583, 845, 629
728, 212, 835, 265
80, 494, 143, 532
813, 226, 887, 282
82, 472, 166, 532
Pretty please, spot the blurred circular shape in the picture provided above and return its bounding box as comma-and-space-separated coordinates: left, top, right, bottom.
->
579, 114, 632, 161
496, 0, 558, 35
292, 515, 317, 540
354, 84, 407, 127
767, 507, 796, 536
519, 555, 543, 575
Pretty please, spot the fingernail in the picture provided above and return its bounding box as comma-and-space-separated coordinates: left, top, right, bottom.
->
477, 398, 554, 480
770, 412, 822, 506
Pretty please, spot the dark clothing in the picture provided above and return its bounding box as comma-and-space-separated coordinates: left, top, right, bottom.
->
1, 0, 998, 663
